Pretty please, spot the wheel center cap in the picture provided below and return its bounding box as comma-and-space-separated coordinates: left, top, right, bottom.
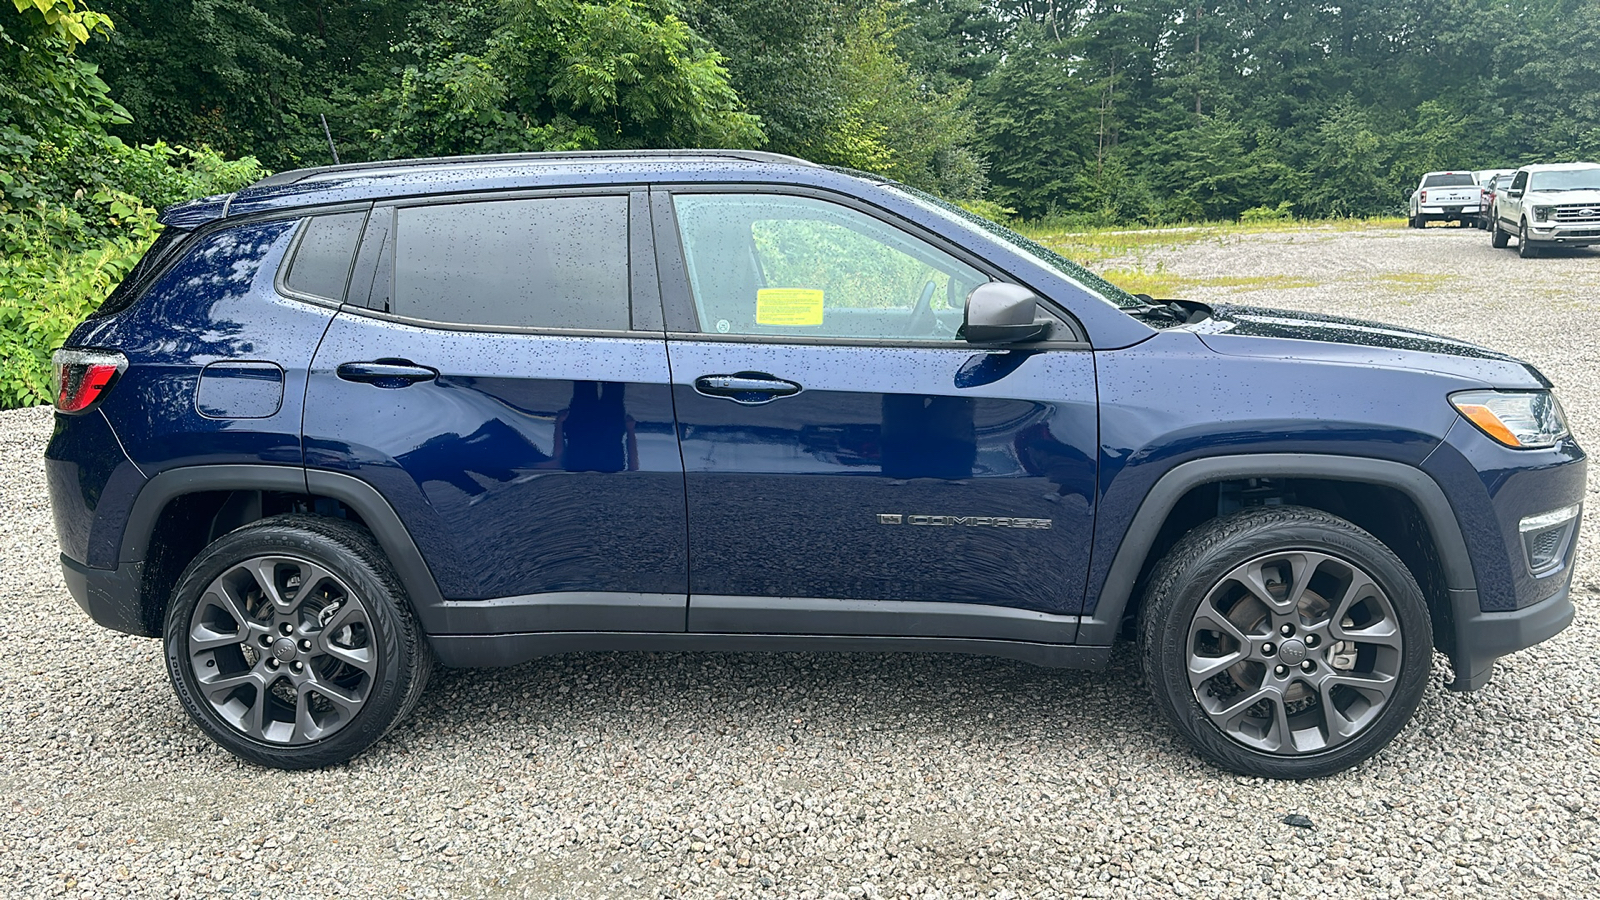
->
271, 637, 298, 662
1278, 639, 1307, 665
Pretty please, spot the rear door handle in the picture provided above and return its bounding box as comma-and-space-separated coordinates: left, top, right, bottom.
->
336, 359, 438, 387
693, 372, 802, 404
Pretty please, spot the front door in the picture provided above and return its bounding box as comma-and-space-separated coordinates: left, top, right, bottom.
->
303, 190, 688, 634
657, 190, 1099, 640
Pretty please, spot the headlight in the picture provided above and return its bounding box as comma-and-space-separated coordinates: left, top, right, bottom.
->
1450, 390, 1569, 448
1532, 206, 1552, 222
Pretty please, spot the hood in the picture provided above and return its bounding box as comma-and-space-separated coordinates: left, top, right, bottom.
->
1188, 304, 1549, 389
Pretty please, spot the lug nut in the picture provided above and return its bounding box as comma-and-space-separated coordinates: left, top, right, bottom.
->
299, 639, 312, 652
1274, 665, 1288, 677
1305, 634, 1319, 648
1280, 623, 1295, 637
279, 623, 293, 635
267, 658, 280, 670
1261, 642, 1276, 656
1301, 660, 1316, 672
290, 661, 303, 674
260, 635, 273, 647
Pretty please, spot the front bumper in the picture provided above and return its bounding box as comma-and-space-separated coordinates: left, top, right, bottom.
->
1445, 581, 1574, 690
1526, 222, 1600, 245
61, 554, 153, 637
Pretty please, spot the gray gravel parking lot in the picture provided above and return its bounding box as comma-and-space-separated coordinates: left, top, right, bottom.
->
2, 224, 1598, 899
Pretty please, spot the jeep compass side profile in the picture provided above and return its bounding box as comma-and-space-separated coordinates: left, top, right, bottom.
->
48, 152, 1583, 778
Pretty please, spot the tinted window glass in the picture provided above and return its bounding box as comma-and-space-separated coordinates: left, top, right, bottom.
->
394, 196, 629, 329
91, 226, 191, 318
1421, 173, 1475, 188
284, 211, 366, 300
672, 194, 987, 341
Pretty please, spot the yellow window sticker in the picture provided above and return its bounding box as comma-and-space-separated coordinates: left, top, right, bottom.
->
755, 288, 824, 326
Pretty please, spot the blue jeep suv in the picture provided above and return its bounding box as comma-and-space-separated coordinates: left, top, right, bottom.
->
47, 151, 1584, 777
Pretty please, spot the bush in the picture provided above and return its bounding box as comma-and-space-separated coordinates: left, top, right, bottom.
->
0, 139, 264, 408
1240, 201, 1295, 224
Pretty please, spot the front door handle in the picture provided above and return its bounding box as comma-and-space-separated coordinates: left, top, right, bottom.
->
694, 372, 802, 404
336, 359, 438, 388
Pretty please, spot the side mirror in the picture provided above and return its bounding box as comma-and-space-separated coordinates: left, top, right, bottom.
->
1509, 189, 1524, 198
962, 283, 1050, 344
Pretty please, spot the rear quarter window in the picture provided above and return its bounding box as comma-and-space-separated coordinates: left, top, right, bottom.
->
282, 211, 367, 301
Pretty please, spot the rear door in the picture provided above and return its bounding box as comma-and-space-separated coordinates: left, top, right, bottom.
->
303, 189, 688, 633
655, 188, 1099, 640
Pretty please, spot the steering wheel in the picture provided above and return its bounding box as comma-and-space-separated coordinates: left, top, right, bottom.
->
905, 278, 940, 336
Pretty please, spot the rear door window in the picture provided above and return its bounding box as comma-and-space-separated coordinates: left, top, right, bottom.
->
392, 196, 630, 330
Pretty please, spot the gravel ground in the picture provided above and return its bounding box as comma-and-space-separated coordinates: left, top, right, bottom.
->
2, 224, 1598, 899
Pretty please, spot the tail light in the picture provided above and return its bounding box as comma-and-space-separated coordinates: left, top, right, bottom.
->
52, 348, 127, 414
1420, 190, 1428, 202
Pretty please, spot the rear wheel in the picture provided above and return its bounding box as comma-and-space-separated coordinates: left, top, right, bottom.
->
164, 515, 432, 769
1139, 506, 1432, 779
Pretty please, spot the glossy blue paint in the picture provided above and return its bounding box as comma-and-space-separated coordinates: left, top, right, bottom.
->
303, 314, 688, 603
667, 340, 1098, 614
64, 218, 334, 475
44, 409, 147, 569
1421, 418, 1587, 611
196, 361, 285, 419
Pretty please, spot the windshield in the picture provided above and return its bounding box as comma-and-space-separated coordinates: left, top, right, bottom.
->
1527, 168, 1600, 192
886, 184, 1143, 309
1422, 173, 1475, 188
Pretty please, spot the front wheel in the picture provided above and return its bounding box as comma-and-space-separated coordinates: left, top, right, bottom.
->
164, 515, 432, 769
1491, 219, 1510, 248
1519, 221, 1541, 258
1139, 506, 1432, 779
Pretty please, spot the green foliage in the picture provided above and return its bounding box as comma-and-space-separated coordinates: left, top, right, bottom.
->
1240, 202, 1295, 224
1, 1, 264, 408
0, 212, 151, 407
367, 0, 762, 157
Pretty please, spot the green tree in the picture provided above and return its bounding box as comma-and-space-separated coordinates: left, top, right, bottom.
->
371, 0, 762, 156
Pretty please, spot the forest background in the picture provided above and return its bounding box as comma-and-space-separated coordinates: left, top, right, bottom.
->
3, 0, 1598, 405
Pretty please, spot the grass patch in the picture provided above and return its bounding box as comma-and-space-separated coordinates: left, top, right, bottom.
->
1017, 217, 1407, 266
1099, 269, 1322, 297
1374, 272, 1457, 290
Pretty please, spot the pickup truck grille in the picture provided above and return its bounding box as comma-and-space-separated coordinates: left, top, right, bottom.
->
1554, 205, 1600, 223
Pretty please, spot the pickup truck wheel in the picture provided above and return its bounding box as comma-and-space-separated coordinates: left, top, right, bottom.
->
164, 514, 432, 769
1491, 220, 1510, 248
1518, 221, 1540, 258
1407, 214, 1420, 229
1139, 506, 1431, 779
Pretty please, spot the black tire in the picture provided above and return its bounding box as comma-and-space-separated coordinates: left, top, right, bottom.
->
1138, 506, 1432, 780
1518, 221, 1540, 258
1491, 219, 1510, 248
1407, 214, 1420, 229
164, 514, 432, 769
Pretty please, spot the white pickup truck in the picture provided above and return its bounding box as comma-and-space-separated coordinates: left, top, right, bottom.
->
1490, 162, 1600, 257
1408, 171, 1480, 228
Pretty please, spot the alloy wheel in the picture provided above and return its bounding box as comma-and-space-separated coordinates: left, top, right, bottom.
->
186, 555, 377, 744
1184, 550, 1403, 755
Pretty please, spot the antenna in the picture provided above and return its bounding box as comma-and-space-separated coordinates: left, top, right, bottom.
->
320, 114, 340, 165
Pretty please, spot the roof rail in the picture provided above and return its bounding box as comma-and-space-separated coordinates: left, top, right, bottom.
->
247, 149, 819, 190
